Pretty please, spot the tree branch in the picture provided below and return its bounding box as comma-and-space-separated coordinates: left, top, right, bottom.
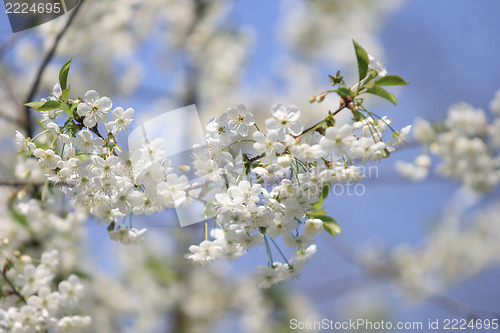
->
23, 0, 85, 137
1, 269, 27, 304
0, 179, 44, 187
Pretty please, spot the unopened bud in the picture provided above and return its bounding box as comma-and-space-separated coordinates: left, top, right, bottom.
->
19, 255, 31, 264
179, 165, 191, 173
316, 94, 325, 103
277, 155, 292, 168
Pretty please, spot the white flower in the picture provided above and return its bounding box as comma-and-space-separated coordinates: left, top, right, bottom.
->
413, 118, 435, 145
57, 315, 91, 332
51, 82, 62, 99
113, 185, 143, 214
227, 180, 261, 205
186, 240, 224, 263
253, 130, 285, 159
368, 54, 387, 77
388, 125, 412, 148
214, 193, 234, 212
27, 287, 60, 315
206, 113, 233, 143
135, 161, 166, 188
15, 264, 53, 295
34, 149, 61, 170
15, 131, 36, 153
320, 124, 355, 156
277, 154, 292, 168
265, 103, 303, 138
11, 305, 37, 330
77, 90, 112, 128
304, 218, 324, 236
290, 143, 326, 162
58, 274, 84, 308
108, 227, 147, 245
131, 137, 167, 164
105, 107, 134, 134
283, 233, 315, 249
72, 129, 104, 153
40, 250, 59, 272
349, 137, 386, 162
226, 104, 255, 136
157, 174, 188, 207
395, 161, 429, 181
444, 102, 487, 137
253, 263, 290, 288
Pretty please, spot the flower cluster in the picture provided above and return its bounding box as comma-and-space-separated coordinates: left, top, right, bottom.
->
186, 97, 409, 286
0, 247, 90, 332
397, 93, 500, 192
19, 80, 171, 243
358, 189, 500, 300
22, 42, 410, 287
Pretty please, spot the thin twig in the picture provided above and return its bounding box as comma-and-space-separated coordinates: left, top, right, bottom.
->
429, 295, 500, 319
1, 270, 27, 304
0, 34, 21, 57
23, 0, 85, 137
247, 104, 347, 164
0, 179, 44, 187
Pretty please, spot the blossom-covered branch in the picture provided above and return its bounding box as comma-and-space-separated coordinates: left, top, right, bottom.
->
19, 41, 410, 288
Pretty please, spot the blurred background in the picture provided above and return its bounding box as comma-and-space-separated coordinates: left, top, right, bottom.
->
1, 0, 500, 332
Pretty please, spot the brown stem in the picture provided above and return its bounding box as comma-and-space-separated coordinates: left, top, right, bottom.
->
0, 179, 44, 187
247, 104, 347, 164
1, 269, 27, 304
429, 295, 500, 319
89, 124, 106, 141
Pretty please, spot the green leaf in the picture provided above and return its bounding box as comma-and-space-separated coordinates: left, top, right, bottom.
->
69, 102, 78, 115
59, 58, 73, 90
374, 75, 410, 86
146, 257, 178, 283
312, 196, 324, 210
9, 207, 33, 233
335, 87, 351, 97
353, 40, 369, 81
251, 161, 261, 168
313, 215, 341, 236
62, 87, 70, 102
366, 86, 398, 105
323, 219, 342, 236
36, 100, 61, 111
25, 101, 45, 109
322, 184, 329, 199
314, 215, 336, 223
308, 208, 327, 217
60, 103, 72, 116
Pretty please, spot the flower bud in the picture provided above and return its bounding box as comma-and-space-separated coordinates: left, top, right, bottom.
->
277, 155, 292, 168
315, 94, 325, 103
